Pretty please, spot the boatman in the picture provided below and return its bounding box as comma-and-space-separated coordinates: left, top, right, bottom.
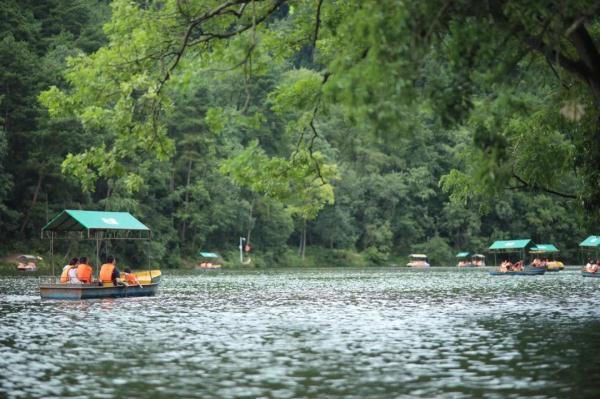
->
99, 256, 121, 286
76, 257, 93, 284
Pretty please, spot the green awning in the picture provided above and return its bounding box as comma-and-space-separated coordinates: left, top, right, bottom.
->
199, 252, 219, 258
580, 235, 600, 247
456, 252, 470, 258
530, 244, 559, 253
42, 210, 150, 232
488, 239, 532, 250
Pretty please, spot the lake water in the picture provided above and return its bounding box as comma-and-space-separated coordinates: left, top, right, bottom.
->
1, 267, 600, 398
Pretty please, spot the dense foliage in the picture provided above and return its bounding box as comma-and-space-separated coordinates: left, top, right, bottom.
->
1, 0, 598, 267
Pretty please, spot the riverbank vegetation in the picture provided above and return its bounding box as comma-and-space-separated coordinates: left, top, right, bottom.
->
1, 1, 598, 267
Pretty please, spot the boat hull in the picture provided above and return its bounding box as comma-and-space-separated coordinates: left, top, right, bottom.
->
582, 271, 600, 278
39, 283, 159, 300
490, 269, 546, 276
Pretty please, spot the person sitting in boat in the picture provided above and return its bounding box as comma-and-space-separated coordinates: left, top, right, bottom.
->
60, 258, 79, 283
513, 260, 524, 272
500, 260, 510, 272
76, 257, 94, 284
99, 256, 121, 286
123, 268, 142, 287
531, 258, 541, 268
541, 258, 548, 268
585, 260, 598, 273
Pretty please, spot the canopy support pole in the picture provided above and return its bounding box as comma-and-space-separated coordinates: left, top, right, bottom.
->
95, 232, 100, 276
50, 231, 55, 276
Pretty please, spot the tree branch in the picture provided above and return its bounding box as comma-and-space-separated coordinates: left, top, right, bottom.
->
310, 0, 324, 63
156, 0, 286, 95
511, 172, 576, 199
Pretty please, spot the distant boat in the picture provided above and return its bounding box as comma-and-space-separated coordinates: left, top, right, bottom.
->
407, 254, 429, 268
471, 254, 486, 267
16, 255, 40, 272
197, 251, 223, 270
529, 244, 563, 271
456, 252, 486, 267
456, 252, 471, 267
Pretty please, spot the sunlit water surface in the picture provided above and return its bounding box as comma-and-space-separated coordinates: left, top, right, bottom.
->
1, 267, 600, 398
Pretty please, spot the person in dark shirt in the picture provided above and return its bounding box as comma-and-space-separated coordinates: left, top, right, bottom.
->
99, 255, 121, 285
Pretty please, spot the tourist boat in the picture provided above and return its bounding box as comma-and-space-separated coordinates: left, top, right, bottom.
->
197, 251, 223, 270
529, 244, 563, 272
580, 235, 600, 273
407, 254, 430, 268
39, 209, 161, 300
456, 252, 472, 267
488, 239, 540, 276
489, 268, 546, 276
471, 254, 485, 267
39, 270, 161, 300
16, 255, 40, 272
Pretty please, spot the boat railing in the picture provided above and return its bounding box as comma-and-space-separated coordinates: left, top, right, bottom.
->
38, 276, 60, 284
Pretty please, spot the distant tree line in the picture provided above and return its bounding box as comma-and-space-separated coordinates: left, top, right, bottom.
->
1, 1, 597, 267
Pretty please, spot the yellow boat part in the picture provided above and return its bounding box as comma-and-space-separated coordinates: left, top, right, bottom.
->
133, 270, 161, 284
100, 269, 161, 286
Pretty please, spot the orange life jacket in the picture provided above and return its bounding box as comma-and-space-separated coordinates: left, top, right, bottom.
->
76, 264, 93, 283
99, 263, 115, 283
60, 266, 74, 283
124, 273, 138, 285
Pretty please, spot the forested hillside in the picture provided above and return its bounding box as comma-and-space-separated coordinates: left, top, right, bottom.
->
1, 0, 598, 267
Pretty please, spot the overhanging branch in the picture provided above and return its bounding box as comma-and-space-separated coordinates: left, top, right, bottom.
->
512, 172, 576, 199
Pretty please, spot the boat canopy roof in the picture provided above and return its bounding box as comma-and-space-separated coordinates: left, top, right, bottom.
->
409, 254, 427, 259
580, 235, 600, 247
488, 239, 532, 251
42, 210, 150, 239
530, 244, 559, 253
17, 254, 42, 261
199, 251, 220, 258
456, 252, 470, 258
471, 254, 485, 259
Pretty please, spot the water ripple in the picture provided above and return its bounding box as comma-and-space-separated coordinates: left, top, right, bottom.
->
1, 268, 600, 398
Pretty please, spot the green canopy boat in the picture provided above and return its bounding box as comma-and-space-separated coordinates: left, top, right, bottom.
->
197, 251, 223, 269
580, 236, 600, 277
488, 239, 544, 275
530, 244, 563, 271
39, 210, 160, 300
456, 252, 471, 267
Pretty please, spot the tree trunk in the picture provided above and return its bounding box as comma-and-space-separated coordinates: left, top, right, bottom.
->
300, 220, 307, 261
246, 198, 254, 246
568, 25, 600, 104
170, 164, 175, 192
181, 159, 193, 244
19, 174, 44, 237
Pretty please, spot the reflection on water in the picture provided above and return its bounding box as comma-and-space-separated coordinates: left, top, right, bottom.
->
1, 268, 600, 398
